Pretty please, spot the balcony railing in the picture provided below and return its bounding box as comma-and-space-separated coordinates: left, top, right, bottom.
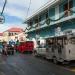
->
33, 23, 38, 28
26, 9, 75, 33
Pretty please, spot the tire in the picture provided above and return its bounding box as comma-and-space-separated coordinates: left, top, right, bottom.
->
53, 57, 58, 64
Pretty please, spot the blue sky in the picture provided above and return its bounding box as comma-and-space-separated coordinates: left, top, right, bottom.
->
0, 0, 49, 32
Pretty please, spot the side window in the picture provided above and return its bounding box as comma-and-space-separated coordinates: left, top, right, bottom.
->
28, 21, 33, 26
51, 40, 55, 52
39, 16, 41, 22
58, 44, 62, 53
45, 11, 48, 19
57, 40, 62, 54
69, 37, 75, 44
64, 0, 73, 16
52, 45, 54, 52
12, 33, 13, 36
64, 39, 68, 45
9, 33, 11, 36
64, 2, 68, 16
34, 17, 38, 24
37, 41, 40, 47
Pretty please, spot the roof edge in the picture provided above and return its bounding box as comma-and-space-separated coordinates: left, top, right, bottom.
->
25, 0, 61, 22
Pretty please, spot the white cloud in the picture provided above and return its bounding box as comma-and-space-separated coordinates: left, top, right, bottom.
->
3, 0, 49, 20
0, 23, 27, 32
4, 7, 26, 20
0, 0, 51, 20
0, 0, 51, 32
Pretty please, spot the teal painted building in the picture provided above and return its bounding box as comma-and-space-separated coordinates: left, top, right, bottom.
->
25, 0, 75, 41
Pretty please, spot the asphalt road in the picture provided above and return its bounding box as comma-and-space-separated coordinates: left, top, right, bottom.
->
0, 53, 75, 75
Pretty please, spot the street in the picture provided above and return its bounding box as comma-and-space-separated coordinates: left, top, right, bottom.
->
0, 53, 74, 75
0, 0, 75, 75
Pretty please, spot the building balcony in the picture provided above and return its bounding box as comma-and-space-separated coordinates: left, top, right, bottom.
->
26, 10, 75, 33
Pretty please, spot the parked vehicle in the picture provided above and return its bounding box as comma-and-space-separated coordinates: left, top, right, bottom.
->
16, 41, 34, 53
34, 33, 75, 64
34, 46, 47, 57
34, 39, 47, 57
7, 44, 14, 55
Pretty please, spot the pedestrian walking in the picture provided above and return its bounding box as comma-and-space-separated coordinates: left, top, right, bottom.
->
15, 40, 20, 52
9, 39, 16, 55
2, 41, 8, 55
0, 42, 3, 55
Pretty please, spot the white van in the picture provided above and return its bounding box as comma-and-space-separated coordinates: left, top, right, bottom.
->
33, 39, 47, 57
45, 34, 75, 64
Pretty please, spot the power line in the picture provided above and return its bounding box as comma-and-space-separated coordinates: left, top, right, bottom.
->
1, 0, 7, 15
26, 0, 57, 19
26, 0, 31, 18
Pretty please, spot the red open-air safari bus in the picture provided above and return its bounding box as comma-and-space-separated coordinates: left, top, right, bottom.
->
16, 41, 34, 53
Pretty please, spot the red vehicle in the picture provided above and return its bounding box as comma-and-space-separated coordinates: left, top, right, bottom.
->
16, 41, 34, 53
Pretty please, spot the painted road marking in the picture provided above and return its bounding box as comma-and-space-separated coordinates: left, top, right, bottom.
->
69, 68, 75, 72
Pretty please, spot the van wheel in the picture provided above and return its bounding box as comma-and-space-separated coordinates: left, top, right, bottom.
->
53, 57, 58, 64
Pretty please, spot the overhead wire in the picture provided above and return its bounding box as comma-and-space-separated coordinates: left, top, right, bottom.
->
1, 0, 7, 15
25, 0, 57, 31
26, 0, 31, 18
25, 0, 32, 32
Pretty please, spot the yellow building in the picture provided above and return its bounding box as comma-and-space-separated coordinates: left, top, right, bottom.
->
2, 27, 26, 42
0, 33, 4, 42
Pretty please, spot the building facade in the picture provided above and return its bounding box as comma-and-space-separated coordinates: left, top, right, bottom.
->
25, 0, 75, 42
0, 33, 3, 42
3, 27, 26, 42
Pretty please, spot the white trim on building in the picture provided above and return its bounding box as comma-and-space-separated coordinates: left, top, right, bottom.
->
55, 5, 59, 19
26, 15, 75, 33
25, 0, 62, 22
